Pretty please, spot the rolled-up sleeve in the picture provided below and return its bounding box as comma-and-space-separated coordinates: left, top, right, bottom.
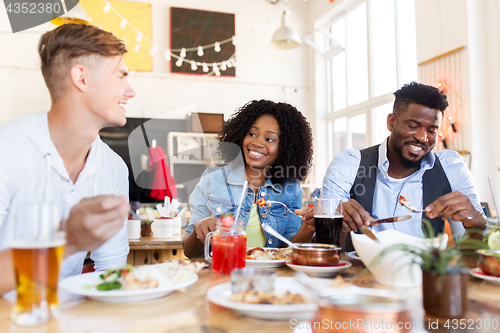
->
321, 148, 361, 201
439, 151, 481, 240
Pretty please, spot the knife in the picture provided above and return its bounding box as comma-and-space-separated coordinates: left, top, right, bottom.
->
370, 215, 411, 224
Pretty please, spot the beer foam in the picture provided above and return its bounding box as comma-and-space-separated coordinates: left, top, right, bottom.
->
11, 239, 66, 249
314, 215, 343, 219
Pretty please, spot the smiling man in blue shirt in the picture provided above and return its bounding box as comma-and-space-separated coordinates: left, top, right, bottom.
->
322, 82, 486, 249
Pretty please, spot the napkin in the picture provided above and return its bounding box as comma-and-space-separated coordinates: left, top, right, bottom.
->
351, 229, 448, 288
156, 197, 180, 218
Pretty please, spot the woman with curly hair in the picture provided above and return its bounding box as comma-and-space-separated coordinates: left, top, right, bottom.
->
183, 99, 314, 258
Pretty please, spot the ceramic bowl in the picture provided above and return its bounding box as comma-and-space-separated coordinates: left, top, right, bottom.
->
477, 249, 500, 277
291, 243, 341, 266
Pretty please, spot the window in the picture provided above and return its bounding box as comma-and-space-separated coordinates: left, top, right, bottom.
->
326, 0, 417, 160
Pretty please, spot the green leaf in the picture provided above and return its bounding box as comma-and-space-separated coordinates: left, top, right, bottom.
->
97, 281, 122, 291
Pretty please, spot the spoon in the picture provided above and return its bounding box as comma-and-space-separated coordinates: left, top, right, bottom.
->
360, 226, 380, 242
261, 223, 298, 248
398, 195, 426, 213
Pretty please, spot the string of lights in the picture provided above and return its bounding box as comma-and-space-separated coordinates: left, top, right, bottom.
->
99, 0, 238, 76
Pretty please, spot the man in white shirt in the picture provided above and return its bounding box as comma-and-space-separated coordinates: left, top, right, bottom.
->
320, 82, 485, 249
0, 23, 135, 294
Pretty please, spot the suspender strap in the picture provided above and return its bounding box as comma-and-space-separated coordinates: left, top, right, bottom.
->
345, 145, 380, 252
349, 144, 380, 215
421, 156, 451, 236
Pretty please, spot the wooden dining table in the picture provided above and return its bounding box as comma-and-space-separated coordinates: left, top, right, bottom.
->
0, 255, 499, 333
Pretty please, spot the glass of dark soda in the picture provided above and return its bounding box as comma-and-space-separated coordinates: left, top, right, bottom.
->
314, 198, 343, 247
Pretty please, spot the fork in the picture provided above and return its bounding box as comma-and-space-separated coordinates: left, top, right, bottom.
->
398, 195, 426, 213
265, 200, 299, 216
129, 209, 150, 221
400, 201, 426, 213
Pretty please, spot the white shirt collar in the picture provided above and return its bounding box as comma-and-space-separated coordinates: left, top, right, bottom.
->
378, 137, 436, 174
34, 112, 102, 183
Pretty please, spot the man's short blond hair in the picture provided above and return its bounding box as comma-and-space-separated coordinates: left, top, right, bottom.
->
39, 24, 127, 102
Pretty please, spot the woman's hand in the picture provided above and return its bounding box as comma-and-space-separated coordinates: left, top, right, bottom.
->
295, 208, 314, 231
183, 216, 218, 259
290, 208, 315, 243
193, 216, 218, 244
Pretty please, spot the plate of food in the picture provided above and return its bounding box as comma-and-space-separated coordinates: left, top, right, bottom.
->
206, 277, 331, 320
59, 260, 205, 302
469, 268, 500, 286
347, 251, 361, 260
286, 260, 352, 277
245, 247, 291, 267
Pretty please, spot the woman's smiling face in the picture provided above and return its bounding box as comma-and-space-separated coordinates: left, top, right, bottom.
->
242, 114, 280, 170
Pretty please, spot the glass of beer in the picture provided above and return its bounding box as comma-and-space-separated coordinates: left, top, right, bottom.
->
314, 198, 343, 246
10, 203, 66, 326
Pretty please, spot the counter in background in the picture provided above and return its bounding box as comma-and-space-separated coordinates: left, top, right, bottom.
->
128, 235, 187, 266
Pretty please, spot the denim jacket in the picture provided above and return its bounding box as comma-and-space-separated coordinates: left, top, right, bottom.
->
185, 165, 303, 248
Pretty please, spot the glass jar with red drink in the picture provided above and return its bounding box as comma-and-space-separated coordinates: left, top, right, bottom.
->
204, 218, 246, 275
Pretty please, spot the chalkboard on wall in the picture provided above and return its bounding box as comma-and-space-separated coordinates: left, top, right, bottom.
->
170, 7, 236, 77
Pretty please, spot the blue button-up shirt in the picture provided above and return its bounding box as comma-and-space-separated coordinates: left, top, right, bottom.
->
185, 165, 303, 247
322, 138, 481, 240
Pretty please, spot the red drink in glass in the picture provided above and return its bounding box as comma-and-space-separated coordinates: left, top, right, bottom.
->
212, 234, 246, 275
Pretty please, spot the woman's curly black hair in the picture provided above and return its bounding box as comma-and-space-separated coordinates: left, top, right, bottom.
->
217, 99, 313, 185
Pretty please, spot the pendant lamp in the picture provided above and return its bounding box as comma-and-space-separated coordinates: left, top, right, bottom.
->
51, 4, 90, 26
271, 11, 302, 49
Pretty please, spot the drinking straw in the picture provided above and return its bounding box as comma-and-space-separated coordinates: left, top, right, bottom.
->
488, 176, 500, 219
232, 180, 248, 228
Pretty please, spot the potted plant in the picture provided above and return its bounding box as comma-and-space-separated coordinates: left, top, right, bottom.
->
137, 207, 158, 237
374, 221, 483, 320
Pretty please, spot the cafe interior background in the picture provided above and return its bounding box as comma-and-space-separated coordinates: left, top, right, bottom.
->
0, 0, 499, 216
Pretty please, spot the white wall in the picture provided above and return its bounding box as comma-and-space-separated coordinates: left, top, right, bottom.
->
466, 0, 500, 212
0, 0, 313, 123
415, 0, 468, 64
414, 0, 500, 209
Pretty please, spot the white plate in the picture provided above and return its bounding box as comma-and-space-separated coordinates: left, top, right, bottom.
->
286, 260, 351, 277
245, 259, 286, 268
245, 248, 288, 268
59, 271, 198, 302
207, 277, 331, 320
347, 251, 361, 260
469, 268, 500, 286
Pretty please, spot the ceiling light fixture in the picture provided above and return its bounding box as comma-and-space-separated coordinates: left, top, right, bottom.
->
271, 10, 301, 49
270, 0, 307, 49
51, 4, 90, 25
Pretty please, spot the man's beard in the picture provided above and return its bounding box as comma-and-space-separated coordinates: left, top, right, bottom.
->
394, 143, 425, 169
